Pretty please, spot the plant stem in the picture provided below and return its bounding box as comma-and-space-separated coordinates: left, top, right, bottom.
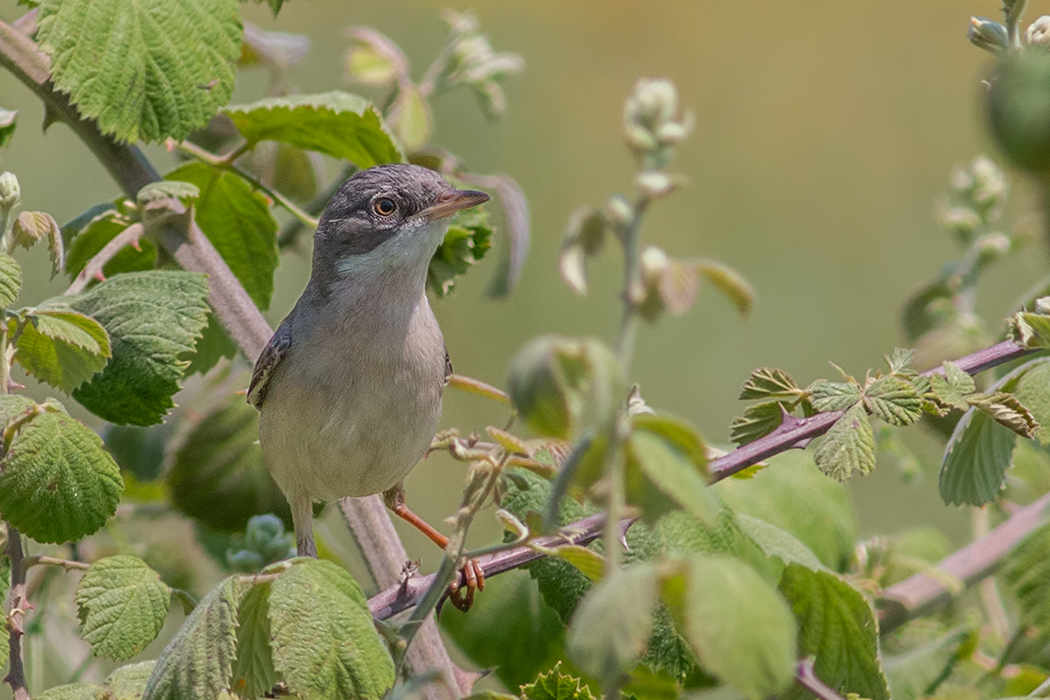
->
176, 140, 319, 230
21, 555, 89, 572
795, 658, 846, 700
65, 223, 143, 295
3, 524, 30, 700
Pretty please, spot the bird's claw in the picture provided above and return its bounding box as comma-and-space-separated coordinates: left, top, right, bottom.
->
448, 558, 486, 612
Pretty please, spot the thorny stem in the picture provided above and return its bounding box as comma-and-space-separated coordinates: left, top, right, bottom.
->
176, 140, 319, 230
3, 524, 30, 700
65, 223, 144, 295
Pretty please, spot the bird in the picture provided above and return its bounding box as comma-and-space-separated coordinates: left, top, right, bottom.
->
247, 163, 489, 606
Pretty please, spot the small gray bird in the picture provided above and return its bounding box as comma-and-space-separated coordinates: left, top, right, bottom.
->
247, 164, 489, 597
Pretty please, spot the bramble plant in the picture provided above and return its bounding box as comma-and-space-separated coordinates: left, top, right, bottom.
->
4, 1, 1050, 700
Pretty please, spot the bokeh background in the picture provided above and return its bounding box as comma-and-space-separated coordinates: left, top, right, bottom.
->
2, 0, 1048, 687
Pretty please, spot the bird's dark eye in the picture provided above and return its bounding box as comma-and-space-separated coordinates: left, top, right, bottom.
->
372, 197, 397, 217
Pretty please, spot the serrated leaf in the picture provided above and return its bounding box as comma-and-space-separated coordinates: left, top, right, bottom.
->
695, 259, 753, 316
0, 394, 36, 427
968, 391, 1038, 439
0, 108, 15, 147
13, 309, 111, 392
427, 207, 493, 297
814, 403, 875, 480
884, 627, 974, 700
1016, 360, 1050, 445
231, 581, 277, 700
864, 375, 922, 427
730, 401, 785, 446
736, 514, 825, 571
67, 271, 210, 426
661, 554, 796, 699
36, 0, 241, 142
76, 556, 170, 661
143, 577, 239, 700
1003, 521, 1050, 641
269, 559, 395, 700
939, 404, 1017, 506
521, 662, 598, 700
137, 180, 200, 205
930, 360, 976, 411
225, 91, 402, 168
0, 401, 123, 543
628, 429, 716, 526
566, 563, 658, 691
901, 279, 954, 343
778, 565, 889, 700
167, 163, 279, 309
739, 367, 801, 400
34, 683, 104, 700
12, 210, 63, 274
716, 452, 858, 572
103, 661, 156, 700
0, 253, 21, 308
809, 381, 862, 412
1012, 309, 1050, 349
885, 347, 915, 375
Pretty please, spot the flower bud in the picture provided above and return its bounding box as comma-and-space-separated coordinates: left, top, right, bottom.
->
604, 194, 633, 228
969, 155, 1007, 210
1028, 16, 1050, 47
0, 171, 20, 212
974, 232, 1012, 264
987, 50, 1050, 173
937, 203, 981, 240
636, 170, 681, 199
969, 17, 1009, 53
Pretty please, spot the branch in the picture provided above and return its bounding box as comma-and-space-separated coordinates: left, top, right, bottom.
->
708, 339, 1036, 481
3, 524, 31, 700
21, 555, 89, 572
877, 491, 1050, 634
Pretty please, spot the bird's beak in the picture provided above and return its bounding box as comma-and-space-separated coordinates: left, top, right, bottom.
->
412, 189, 490, 222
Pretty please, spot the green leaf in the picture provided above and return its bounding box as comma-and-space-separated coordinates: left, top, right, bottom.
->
13, 309, 111, 392
739, 367, 801, 400
1011, 305, 1050, 349
900, 279, 954, 343
167, 163, 279, 310
864, 376, 922, 426
884, 627, 974, 700
66, 271, 210, 426
231, 580, 277, 700
632, 413, 708, 472
0, 108, 16, 148
809, 381, 861, 412
1016, 359, 1050, 445
136, 181, 199, 206
269, 559, 395, 700
391, 83, 432, 152
36, 0, 240, 142
225, 91, 402, 168
427, 206, 493, 297
11, 210, 64, 274
63, 203, 156, 282
521, 662, 599, 700
0, 252, 21, 308
695, 259, 753, 316
34, 683, 104, 700
814, 403, 875, 480
1002, 521, 1050, 635
0, 400, 123, 543
779, 565, 889, 700
166, 393, 292, 532
76, 556, 171, 661
730, 401, 785, 446
736, 514, 825, 571
628, 429, 716, 526
716, 452, 858, 571
930, 360, 976, 411
939, 406, 1017, 505
103, 661, 157, 700
143, 577, 239, 700
967, 391, 1038, 439
661, 554, 796, 699
566, 563, 658, 691
0, 394, 36, 427
884, 347, 915, 375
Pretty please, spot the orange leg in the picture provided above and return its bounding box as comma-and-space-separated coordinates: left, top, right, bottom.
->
384, 484, 485, 611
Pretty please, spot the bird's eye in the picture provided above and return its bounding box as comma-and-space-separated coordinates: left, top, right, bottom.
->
372, 197, 397, 217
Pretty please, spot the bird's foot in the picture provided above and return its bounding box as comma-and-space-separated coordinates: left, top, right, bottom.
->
448, 557, 485, 612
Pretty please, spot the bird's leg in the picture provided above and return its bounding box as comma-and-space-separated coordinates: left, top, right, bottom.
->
383, 483, 485, 611
291, 493, 318, 558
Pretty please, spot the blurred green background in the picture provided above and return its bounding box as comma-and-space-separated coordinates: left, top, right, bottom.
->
1, 0, 1043, 588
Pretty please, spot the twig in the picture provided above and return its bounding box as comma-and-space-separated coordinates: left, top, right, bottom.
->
795, 658, 847, 700
176, 140, 319, 230
3, 524, 31, 700
64, 223, 143, 295
877, 491, 1050, 634
21, 555, 89, 572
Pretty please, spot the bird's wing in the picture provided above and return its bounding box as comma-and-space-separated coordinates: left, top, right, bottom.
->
247, 320, 292, 409
444, 343, 453, 384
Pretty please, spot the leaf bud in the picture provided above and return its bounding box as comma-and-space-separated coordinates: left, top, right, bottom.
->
604, 195, 633, 228
974, 232, 1012, 264
636, 170, 682, 199
1029, 16, 1050, 47
936, 202, 981, 241
507, 336, 626, 439
626, 78, 678, 128
969, 155, 1007, 211
0, 171, 20, 213
969, 17, 1009, 53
